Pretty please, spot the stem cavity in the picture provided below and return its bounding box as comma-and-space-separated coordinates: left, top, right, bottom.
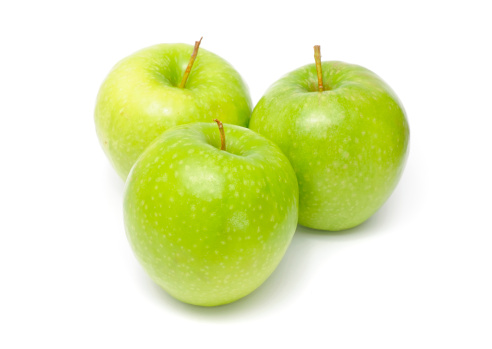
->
314, 45, 324, 92
178, 37, 203, 89
213, 119, 226, 151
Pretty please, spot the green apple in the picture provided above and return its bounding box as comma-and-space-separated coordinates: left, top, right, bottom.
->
95, 39, 252, 179
249, 46, 409, 231
123, 121, 298, 306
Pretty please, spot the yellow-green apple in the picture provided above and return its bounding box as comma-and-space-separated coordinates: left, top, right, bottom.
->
95, 39, 252, 179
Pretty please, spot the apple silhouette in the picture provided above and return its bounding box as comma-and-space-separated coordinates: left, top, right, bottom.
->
95, 38, 252, 179
249, 46, 409, 231
123, 121, 299, 306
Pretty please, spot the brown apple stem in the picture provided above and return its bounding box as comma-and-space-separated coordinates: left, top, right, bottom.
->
213, 119, 226, 151
314, 45, 324, 92
178, 37, 203, 89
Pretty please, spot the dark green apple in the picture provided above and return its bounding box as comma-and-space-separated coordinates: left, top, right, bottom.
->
123, 121, 298, 306
95, 39, 252, 179
249, 46, 409, 231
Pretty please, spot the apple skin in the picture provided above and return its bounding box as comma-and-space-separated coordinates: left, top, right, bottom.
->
95, 43, 252, 180
249, 61, 409, 231
123, 123, 298, 306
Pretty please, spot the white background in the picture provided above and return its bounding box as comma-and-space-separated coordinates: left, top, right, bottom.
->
1, 0, 491, 348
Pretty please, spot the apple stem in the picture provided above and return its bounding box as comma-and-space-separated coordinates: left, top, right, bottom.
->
178, 37, 203, 89
213, 119, 226, 151
314, 45, 324, 92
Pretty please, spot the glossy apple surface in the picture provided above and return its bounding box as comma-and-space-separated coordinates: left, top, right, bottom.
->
250, 61, 409, 231
123, 122, 298, 306
95, 43, 252, 179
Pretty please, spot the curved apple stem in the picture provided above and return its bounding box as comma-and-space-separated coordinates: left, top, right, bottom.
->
314, 45, 324, 92
213, 119, 226, 151
178, 37, 203, 89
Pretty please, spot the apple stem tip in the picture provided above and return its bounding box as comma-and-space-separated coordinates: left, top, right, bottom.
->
213, 119, 226, 151
178, 37, 203, 89
314, 45, 324, 92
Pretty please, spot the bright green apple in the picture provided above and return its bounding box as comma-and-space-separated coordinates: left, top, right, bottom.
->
123, 122, 298, 306
95, 40, 252, 179
249, 50, 409, 231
